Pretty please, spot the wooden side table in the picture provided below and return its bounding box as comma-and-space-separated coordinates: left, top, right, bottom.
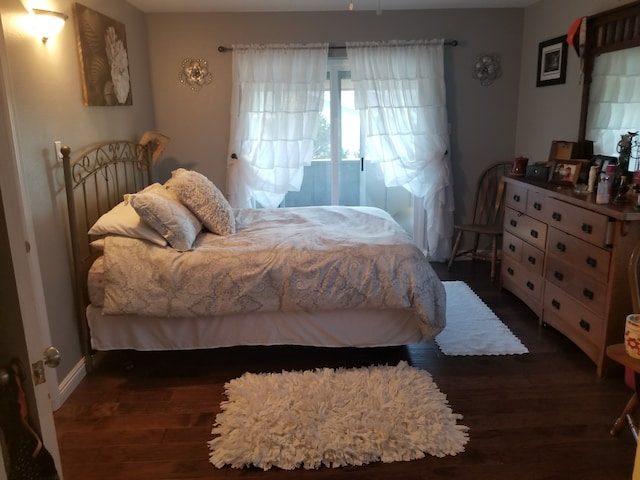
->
606, 343, 640, 440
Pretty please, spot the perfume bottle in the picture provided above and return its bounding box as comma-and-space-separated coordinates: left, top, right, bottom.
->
596, 174, 610, 204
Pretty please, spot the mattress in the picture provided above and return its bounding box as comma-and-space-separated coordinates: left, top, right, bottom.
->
86, 255, 424, 351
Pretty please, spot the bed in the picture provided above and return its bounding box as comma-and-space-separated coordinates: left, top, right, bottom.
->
62, 140, 446, 370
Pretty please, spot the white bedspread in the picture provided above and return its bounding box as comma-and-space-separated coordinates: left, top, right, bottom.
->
102, 206, 446, 340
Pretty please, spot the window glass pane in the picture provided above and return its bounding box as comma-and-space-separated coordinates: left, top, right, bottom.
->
282, 60, 413, 238
338, 73, 361, 206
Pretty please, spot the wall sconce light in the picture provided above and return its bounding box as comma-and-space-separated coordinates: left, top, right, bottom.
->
32, 8, 68, 44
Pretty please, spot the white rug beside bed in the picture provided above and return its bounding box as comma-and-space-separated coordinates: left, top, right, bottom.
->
208, 361, 469, 470
437, 281, 528, 356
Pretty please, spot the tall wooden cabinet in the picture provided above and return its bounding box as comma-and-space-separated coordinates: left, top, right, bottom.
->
501, 176, 640, 376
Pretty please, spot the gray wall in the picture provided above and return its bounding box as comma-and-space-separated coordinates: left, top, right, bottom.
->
1, 0, 155, 384
514, 0, 634, 164
145, 8, 524, 230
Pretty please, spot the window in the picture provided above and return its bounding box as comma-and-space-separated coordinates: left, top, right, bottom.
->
228, 41, 453, 260
283, 57, 415, 235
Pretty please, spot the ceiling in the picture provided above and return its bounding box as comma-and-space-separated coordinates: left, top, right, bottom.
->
125, 0, 537, 13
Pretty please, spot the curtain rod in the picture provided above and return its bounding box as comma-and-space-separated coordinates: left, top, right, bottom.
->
218, 40, 458, 53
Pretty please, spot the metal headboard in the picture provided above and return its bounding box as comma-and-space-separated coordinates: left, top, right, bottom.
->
62, 141, 152, 371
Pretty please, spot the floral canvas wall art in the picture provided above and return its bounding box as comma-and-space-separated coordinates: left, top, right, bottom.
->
73, 3, 132, 106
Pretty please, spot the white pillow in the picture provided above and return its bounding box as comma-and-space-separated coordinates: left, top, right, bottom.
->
127, 183, 202, 251
88, 201, 167, 246
165, 168, 236, 236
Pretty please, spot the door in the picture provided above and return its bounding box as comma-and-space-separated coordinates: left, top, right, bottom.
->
0, 190, 61, 480
0, 23, 62, 479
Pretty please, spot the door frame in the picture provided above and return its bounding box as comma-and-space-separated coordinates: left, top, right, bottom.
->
0, 18, 62, 478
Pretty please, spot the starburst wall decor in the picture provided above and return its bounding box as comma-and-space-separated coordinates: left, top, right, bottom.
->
179, 58, 213, 91
473, 53, 502, 86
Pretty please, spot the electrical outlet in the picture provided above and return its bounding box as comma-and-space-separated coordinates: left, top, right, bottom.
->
54, 140, 62, 162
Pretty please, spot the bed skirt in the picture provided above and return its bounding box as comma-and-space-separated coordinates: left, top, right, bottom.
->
86, 306, 424, 351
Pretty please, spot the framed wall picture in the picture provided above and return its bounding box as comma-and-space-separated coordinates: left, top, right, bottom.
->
536, 35, 568, 87
73, 3, 132, 106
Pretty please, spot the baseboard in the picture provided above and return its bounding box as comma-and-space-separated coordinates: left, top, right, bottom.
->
52, 357, 86, 410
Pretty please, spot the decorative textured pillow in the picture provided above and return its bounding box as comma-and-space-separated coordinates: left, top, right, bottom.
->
165, 168, 236, 236
88, 201, 167, 246
126, 183, 202, 251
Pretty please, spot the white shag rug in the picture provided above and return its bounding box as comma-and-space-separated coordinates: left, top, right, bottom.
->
436, 281, 528, 356
208, 361, 469, 470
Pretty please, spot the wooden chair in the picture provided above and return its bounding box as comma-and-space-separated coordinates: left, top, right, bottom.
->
607, 242, 640, 440
447, 161, 512, 281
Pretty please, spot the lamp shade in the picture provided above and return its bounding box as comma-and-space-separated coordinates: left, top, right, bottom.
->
32, 8, 68, 43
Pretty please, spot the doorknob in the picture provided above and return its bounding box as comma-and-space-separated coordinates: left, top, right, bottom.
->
32, 346, 61, 385
0, 367, 9, 387
43, 346, 61, 368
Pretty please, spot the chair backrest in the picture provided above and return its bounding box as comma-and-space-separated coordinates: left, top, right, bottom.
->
471, 161, 513, 226
629, 242, 640, 313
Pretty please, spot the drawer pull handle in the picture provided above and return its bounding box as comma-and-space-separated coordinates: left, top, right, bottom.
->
527, 256, 536, 265
507, 267, 514, 275
552, 212, 561, 221
551, 299, 560, 310
583, 288, 594, 300
526, 281, 534, 290
530, 229, 538, 239
586, 257, 597, 268
579, 319, 590, 332
581, 223, 593, 234
554, 271, 564, 281
556, 242, 566, 252
510, 219, 517, 227
533, 202, 542, 211
513, 194, 521, 202
509, 244, 516, 252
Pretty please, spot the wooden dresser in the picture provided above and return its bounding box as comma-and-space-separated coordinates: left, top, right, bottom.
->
501, 176, 640, 376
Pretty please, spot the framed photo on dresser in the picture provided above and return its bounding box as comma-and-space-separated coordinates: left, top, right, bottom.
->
549, 158, 584, 185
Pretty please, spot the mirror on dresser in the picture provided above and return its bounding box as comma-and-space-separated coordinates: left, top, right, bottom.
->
578, 2, 640, 166
585, 45, 640, 162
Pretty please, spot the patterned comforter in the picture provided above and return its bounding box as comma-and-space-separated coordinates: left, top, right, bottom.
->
102, 206, 446, 341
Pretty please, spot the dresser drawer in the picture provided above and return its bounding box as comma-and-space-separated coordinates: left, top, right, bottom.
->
522, 242, 544, 276
505, 183, 528, 211
547, 227, 611, 279
502, 259, 543, 317
503, 230, 522, 262
504, 208, 548, 251
502, 257, 544, 302
543, 283, 604, 362
525, 189, 549, 223
545, 256, 608, 317
546, 198, 609, 246
503, 231, 544, 276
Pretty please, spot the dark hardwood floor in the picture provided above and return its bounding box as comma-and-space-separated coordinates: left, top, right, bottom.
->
53, 260, 637, 479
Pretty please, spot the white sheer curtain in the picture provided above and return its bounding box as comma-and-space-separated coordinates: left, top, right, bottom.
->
586, 46, 640, 164
227, 43, 329, 208
346, 40, 454, 261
